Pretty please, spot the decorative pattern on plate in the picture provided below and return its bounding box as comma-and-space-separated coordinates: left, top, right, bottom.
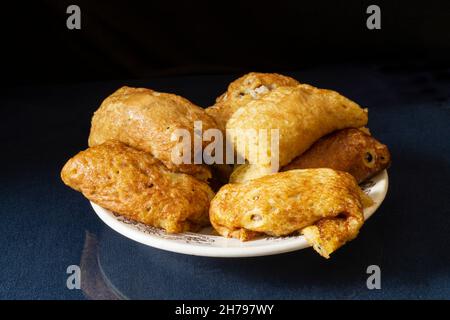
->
360, 179, 376, 194
112, 213, 216, 244
264, 234, 303, 241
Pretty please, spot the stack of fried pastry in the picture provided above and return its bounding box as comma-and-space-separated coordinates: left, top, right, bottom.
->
61, 73, 391, 258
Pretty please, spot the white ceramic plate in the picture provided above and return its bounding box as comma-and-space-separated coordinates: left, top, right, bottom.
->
91, 170, 388, 257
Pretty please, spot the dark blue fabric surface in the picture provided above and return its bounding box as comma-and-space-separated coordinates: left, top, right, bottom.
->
1, 64, 449, 299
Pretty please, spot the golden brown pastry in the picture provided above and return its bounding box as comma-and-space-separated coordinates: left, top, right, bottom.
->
229, 163, 274, 184
206, 72, 300, 132
210, 168, 366, 258
227, 84, 369, 182
206, 73, 300, 184
282, 128, 391, 183
61, 140, 214, 233
88, 86, 217, 181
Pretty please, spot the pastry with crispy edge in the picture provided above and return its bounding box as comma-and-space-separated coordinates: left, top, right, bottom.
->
227, 84, 369, 183
282, 128, 391, 183
206, 73, 300, 184
61, 140, 215, 233
88, 86, 217, 181
206, 72, 300, 132
210, 168, 367, 258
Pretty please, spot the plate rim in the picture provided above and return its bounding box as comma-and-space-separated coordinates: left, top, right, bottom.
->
91, 170, 389, 258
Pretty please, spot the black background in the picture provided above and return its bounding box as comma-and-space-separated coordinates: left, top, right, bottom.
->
1, 0, 449, 86
1, 0, 450, 300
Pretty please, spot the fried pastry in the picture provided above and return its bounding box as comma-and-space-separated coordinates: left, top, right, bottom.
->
206, 73, 299, 184
229, 163, 273, 184
227, 84, 368, 182
282, 128, 391, 183
210, 168, 366, 258
88, 86, 217, 181
206, 72, 300, 132
61, 140, 215, 233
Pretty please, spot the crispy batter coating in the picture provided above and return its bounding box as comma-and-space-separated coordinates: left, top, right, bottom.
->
227, 84, 368, 182
282, 128, 391, 183
88, 86, 216, 181
61, 141, 215, 233
210, 168, 365, 258
206, 72, 300, 132
301, 216, 361, 259
228, 84, 369, 167
229, 163, 273, 184
206, 73, 299, 184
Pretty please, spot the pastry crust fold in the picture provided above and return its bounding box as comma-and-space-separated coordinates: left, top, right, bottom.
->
210, 168, 365, 257
206, 72, 300, 132
88, 86, 216, 181
227, 84, 368, 182
61, 141, 214, 233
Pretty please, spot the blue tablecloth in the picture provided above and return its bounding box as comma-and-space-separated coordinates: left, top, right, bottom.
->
1, 63, 449, 299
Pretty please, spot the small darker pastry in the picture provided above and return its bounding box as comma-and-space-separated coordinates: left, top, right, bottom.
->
282, 128, 391, 183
